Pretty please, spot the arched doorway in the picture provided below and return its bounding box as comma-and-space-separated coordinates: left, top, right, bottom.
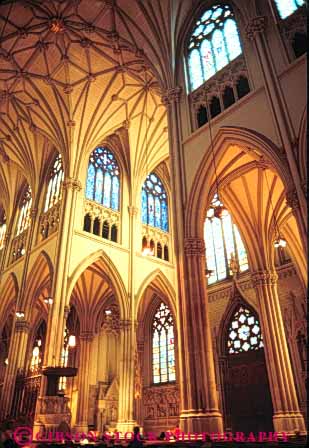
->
220, 296, 273, 434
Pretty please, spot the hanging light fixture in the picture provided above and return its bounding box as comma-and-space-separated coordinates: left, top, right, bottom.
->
264, 171, 287, 249
142, 69, 154, 257
204, 87, 228, 220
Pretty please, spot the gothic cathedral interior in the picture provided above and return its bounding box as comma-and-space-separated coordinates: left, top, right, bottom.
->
0, 0, 307, 440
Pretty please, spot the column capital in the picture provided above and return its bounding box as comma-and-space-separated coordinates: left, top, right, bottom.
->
161, 86, 182, 106
184, 237, 205, 256
120, 319, 132, 330
246, 16, 267, 40
286, 188, 300, 210
251, 270, 278, 286
128, 205, 138, 216
15, 320, 30, 332
79, 331, 94, 341
62, 177, 82, 192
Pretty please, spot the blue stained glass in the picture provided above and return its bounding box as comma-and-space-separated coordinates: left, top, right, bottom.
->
86, 164, 95, 200
142, 190, 148, 223
187, 4, 242, 91
161, 201, 168, 232
111, 176, 119, 210
275, 0, 303, 19
201, 10, 212, 21
85, 146, 120, 210
212, 29, 228, 70
155, 197, 161, 227
148, 195, 155, 226
201, 39, 216, 81
189, 49, 203, 90
212, 7, 223, 19
95, 168, 103, 203
141, 172, 168, 232
103, 172, 111, 207
224, 19, 241, 60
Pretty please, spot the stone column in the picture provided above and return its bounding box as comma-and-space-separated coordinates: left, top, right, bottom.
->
251, 270, 306, 433
0, 319, 30, 419
43, 178, 82, 369
178, 238, 223, 433
246, 17, 307, 249
75, 332, 94, 432
117, 320, 137, 432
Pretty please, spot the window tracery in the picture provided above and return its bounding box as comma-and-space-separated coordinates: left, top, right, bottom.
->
86, 146, 120, 211
142, 173, 168, 232
16, 185, 32, 236
44, 154, 64, 212
152, 302, 175, 384
187, 4, 242, 91
274, 0, 304, 19
204, 195, 248, 284
227, 306, 264, 354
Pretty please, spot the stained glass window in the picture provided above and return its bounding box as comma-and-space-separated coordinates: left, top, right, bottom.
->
86, 146, 120, 211
188, 4, 242, 90
141, 173, 169, 232
227, 306, 264, 354
16, 185, 32, 236
274, 0, 304, 19
0, 212, 6, 250
204, 194, 248, 284
152, 302, 175, 384
44, 154, 64, 212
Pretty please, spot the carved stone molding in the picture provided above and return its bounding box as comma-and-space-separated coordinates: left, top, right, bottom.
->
62, 177, 82, 192
128, 205, 138, 216
79, 331, 94, 341
184, 237, 205, 256
15, 320, 30, 332
246, 16, 267, 40
286, 188, 300, 210
143, 384, 179, 420
251, 270, 278, 287
161, 87, 182, 106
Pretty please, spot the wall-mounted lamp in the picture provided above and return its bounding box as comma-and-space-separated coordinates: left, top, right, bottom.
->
15, 311, 25, 319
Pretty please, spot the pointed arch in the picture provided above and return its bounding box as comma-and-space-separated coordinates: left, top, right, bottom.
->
21, 251, 54, 313
68, 249, 129, 321
186, 126, 293, 238
135, 269, 176, 321
0, 273, 18, 334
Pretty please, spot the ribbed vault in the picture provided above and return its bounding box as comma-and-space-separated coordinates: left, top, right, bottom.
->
0, 0, 174, 194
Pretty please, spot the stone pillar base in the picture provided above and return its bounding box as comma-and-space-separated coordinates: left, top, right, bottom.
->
116, 421, 138, 434
179, 410, 223, 433
273, 412, 306, 434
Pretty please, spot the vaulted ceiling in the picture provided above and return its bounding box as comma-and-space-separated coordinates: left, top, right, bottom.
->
0, 0, 205, 207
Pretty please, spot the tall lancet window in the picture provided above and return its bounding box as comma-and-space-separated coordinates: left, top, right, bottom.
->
152, 302, 175, 384
0, 211, 6, 249
142, 173, 168, 232
274, 0, 304, 19
85, 146, 120, 211
44, 154, 64, 212
228, 306, 264, 354
204, 194, 248, 284
16, 185, 32, 235
187, 4, 242, 91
